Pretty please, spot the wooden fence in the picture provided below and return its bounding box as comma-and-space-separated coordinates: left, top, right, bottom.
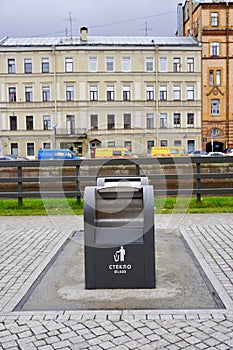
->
0, 156, 233, 205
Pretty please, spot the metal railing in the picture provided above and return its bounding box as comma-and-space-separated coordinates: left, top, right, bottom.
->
0, 156, 233, 205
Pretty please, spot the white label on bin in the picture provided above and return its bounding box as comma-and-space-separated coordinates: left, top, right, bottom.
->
109, 246, 132, 274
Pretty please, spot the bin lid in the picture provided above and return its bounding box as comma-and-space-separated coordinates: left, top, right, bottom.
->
97, 177, 148, 192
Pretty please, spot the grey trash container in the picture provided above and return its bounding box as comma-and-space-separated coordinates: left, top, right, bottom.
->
84, 177, 155, 289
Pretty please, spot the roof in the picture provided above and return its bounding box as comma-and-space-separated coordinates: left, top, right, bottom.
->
0, 35, 200, 48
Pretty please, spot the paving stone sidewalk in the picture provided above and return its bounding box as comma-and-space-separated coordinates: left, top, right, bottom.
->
0, 213, 233, 349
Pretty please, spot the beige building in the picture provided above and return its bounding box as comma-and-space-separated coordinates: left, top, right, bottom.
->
0, 28, 202, 158
182, 0, 233, 152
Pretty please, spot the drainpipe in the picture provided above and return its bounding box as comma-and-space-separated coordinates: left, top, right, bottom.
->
226, 3, 229, 148
52, 45, 57, 148
155, 44, 159, 146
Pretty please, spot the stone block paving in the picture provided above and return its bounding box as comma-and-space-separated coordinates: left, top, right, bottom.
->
0, 214, 233, 349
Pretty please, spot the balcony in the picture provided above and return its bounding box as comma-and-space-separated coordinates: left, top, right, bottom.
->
55, 128, 87, 137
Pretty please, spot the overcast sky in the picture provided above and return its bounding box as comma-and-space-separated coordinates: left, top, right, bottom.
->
0, 0, 183, 39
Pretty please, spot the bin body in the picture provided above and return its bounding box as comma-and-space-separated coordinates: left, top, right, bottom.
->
84, 177, 155, 289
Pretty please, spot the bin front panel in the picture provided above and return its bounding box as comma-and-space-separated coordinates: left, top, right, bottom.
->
93, 244, 145, 289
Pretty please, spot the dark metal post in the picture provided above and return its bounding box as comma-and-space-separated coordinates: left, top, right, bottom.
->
196, 162, 201, 203
17, 165, 23, 206
76, 164, 81, 204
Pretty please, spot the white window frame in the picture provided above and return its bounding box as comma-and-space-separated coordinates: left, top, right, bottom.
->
159, 57, 167, 72
90, 85, 98, 101
160, 113, 167, 128
211, 42, 220, 57
122, 57, 131, 72
211, 99, 220, 115
146, 57, 154, 72
173, 85, 181, 100
106, 57, 114, 72
89, 57, 97, 72
66, 85, 74, 101
65, 58, 73, 72
187, 85, 194, 101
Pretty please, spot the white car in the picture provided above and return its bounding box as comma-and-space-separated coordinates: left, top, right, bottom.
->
208, 152, 226, 157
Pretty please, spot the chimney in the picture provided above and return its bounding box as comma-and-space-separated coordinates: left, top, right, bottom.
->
177, 3, 183, 36
80, 27, 88, 41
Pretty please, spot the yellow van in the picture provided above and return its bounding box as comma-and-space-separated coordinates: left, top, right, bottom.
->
91, 147, 136, 158
151, 146, 187, 157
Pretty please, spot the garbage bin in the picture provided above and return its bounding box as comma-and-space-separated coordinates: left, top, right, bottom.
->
84, 177, 155, 289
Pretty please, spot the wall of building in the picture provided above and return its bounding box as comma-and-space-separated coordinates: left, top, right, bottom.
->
0, 35, 202, 158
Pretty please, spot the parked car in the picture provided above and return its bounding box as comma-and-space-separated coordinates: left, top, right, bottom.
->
5, 155, 29, 160
38, 148, 81, 160
208, 152, 226, 157
225, 148, 233, 155
189, 150, 208, 156
0, 155, 15, 161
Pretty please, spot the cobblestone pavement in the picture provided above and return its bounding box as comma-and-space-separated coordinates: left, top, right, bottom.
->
0, 214, 233, 349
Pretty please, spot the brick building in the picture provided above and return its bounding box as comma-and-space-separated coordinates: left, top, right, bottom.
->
182, 0, 233, 152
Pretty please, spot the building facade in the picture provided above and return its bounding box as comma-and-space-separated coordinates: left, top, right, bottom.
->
182, 0, 233, 152
0, 28, 201, 158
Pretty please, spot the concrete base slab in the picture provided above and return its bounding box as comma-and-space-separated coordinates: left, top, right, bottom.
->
17, 229, 222, 311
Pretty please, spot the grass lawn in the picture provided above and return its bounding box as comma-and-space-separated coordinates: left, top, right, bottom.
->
0, 196, 233, 215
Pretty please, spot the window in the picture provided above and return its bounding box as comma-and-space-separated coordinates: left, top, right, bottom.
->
173, 113, 181, 127
160, 85, 167, 101
209, 70, 214, 86
90, 85, 98, 101
146, 85, 154, 101
211, 12, 219, 27
66, 86, 74, 101
211, 99, 220, 115
42, 86, 50, 101
146, 58, 154, 72
107, 114, 115, 130
108, 141, 115, 147
124, 141, 132, 152
106, 57, 114, 72
123, 85, 131, 101
173, 57, 181, 72
161, 140, 168, 147
187, 85, 194, 100
146, 113, 154, 129
173, 85, 181, 100
11, 143, 18, 156
124, 114, 131, 129
147, 140, 154, 155
187, 58, 194, 72
25, 86, 33, 102
43, 142, 51, 149
26, 116, 33, 130
66, 115, 75, 134
90, 114, 98, 130
43, 115, 51, 130
211, 42, 220, 57
65, 58, 73, 72
159, 57, 167, 72
187, 113, 194, 127
9, 87, 16, 102
160, 113, 167, 128
27, 143, 34, 156
10, 116, 17, 130
187, 140, 195, 153
216, 70, 221, 85
89, 57, 97, 72
107, 85, 115, 101
8, 59, 15, 74
174, 140, 181, 147
42, 58, 49, 73
24, 58, 32, 73
122, 57, 131, 72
